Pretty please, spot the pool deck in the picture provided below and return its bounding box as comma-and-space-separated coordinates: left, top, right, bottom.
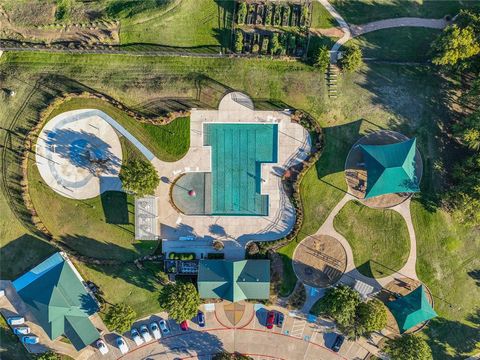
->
153, 92, 311, 258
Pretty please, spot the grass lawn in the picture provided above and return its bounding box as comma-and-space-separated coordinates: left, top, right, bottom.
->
331, 0, 480, 25
119, 0, 234, 50
74, 260, 163, 319
351, 27, 442, 62
334, 200, 410, 278
311, 1, 337, 29
46, 97, 190, 162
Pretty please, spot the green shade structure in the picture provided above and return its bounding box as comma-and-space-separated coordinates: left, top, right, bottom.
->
360, 138, 419, 199
387, 285, 437, 333
198, 260, 270, 302
13, 252, 100, 350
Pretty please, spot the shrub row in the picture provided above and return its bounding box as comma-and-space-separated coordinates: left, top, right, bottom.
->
235, 29, 308, 57
168, 252, 196, 260
236, 1, 310, 28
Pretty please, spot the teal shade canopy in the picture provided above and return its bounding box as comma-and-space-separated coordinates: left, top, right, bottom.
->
360, 138, 419, 199
198, 260, 270, 302
387, 285, 437, 333
13, 252, 99, 350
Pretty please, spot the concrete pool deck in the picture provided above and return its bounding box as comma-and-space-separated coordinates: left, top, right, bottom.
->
154, 92, 311, 256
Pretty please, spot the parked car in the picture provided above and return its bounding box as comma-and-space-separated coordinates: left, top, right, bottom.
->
116, 336, 129, 354
332, 334, 345, 352
140, 324, 152, 342
266, 311, 275, 329
158, 319, 170, 335
180, 320, 189, 331
149, 321, 161, 340
7, 316, 25, 326
130, 328, 144, 346
13, 326, 30, 335
21, 335, 39, 344
276, 312, 284, 327
197, 311, 205, 327
96, 339, 108, 355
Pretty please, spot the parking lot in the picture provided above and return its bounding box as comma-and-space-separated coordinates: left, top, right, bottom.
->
89, 303, 370, 360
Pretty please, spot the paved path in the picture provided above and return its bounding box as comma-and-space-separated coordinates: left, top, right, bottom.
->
316, 0, 351, 62
350, 17, 447, 37
300, 194, 419, 296
316, 0, 448, 62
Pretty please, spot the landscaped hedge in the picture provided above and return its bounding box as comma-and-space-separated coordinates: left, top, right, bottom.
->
235, 1, 311, 28
236, 29, 309, 57
168, 252, 196, 260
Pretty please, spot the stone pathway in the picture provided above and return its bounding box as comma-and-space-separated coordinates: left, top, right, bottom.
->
316, 0, 449, 63
350, 17, 447, 37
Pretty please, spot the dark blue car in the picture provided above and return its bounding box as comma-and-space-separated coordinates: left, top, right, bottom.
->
197, 311, 205, 327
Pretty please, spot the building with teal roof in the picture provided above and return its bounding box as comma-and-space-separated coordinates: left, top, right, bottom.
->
197, 260, 270, 302
387, 285, 437, 333
13, 252, 100, 350
359, 137, 419, 199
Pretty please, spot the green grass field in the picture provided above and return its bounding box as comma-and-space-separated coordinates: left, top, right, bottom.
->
331, 0, 480, 25
334, 200, 410, 278
311, 1, 336, 28
351, 27, 442, 62
119, 0, 234, 50
46, 97, 190, 162
0, 51, 478, 358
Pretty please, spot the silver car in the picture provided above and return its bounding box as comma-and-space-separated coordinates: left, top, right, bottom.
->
13, 326, 30, 335
149, 321, 161, 340
140, 324, 152, 342
158, 319, 170, 335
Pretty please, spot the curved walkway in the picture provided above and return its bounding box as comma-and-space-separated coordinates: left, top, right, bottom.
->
316, 0, 449, 62
302, 193, 419, 312
350, 17, 447, 37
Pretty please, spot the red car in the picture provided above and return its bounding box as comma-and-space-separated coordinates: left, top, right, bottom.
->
266, 311, 275, 329
180, 320, 189, 331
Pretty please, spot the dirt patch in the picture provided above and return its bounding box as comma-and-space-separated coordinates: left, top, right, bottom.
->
310, 27, 343, 38
293, 235, 347, 288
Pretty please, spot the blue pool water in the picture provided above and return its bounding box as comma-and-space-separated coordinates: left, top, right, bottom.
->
204, 123, 278, 216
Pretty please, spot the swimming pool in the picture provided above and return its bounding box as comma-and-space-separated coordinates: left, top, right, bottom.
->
172, 123, 278, 216
205, 123, 278, 216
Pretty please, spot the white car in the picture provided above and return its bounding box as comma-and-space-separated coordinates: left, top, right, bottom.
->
96, 339, 108, 355
130, 328, 144, 346
149, 321, 161, 340
116, 336, 129, 355
139, 325, 152, 342
21, 335, 39, 344
13, 326, 30, 335
158, 319, 170, 335
7, 316, 25, 326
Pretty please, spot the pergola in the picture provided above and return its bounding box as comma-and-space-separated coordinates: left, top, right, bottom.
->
360, 138, 419, 199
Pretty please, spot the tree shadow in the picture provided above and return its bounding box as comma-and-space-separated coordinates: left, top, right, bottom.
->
468, 269, 480, 287
423, 313, 480, 360
100, 191, 129, 225
0, 234, 57, 279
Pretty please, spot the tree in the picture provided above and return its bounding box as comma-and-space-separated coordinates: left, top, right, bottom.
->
158, 282, 200, 322
315, 46, 330, 72
120, 159, 159, 196
36, 352, 60, 360
104, 303, 136, 334
312, 285, 361, 327
237, 2, 247, 24
432, 24, 480, 66
235, 30, 244, 53
385, 334, 433, 360
213, 351, 253, 360
352, 299, 387, 338
339, 43, 363, 72
213, 240, 224, 251
270, 33, 281, 55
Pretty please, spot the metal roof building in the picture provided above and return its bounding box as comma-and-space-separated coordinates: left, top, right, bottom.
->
197, 260, 270, 302
13, 252, 100, 350
360, 138, 419, 199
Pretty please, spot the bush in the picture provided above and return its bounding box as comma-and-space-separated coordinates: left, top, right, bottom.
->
207, 253, 225, 259
235, 29, 244, 53
213, 240, 224, 251
270, 33, 281, 55
339, 43, 363, 72
265, 5, 273, 25
104, 303, 136, 334
261, 37, 269, 54
252, 43, 260, 53
168, 252, 195, 260
120, 159, 160, 196
315, 46, 330, 72
385, 334, 433, 360
36, 352, 60, 360
237, 2, 247, 24
158, 282, 200, 322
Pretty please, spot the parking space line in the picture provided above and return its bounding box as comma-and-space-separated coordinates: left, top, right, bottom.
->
290, 319, 306, 338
